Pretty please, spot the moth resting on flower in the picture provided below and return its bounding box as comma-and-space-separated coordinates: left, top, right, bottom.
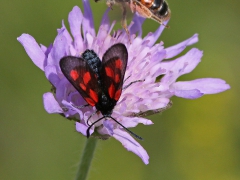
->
59, 43, 143, 140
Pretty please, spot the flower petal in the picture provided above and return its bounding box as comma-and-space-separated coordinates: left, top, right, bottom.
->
76, 122, 93, 136
129, 13, 145, 37
172, 78, 230, 95
61, 99, 84, 119
120, 117, 153, 128
68, 6, 83, 38
59, 21, 73, 45
47, 29, 68, 66
17, 34, 46, 70
113, 129, 149, 164
100, 8, 111, 30
96, 8, 111, 44
55, 78, 69, 102
43, 92, 63, 113
165, 34, 199, 59
82, 0, 95, 37
68, 7, 85, 52
161, 48, 203, 84
143, 19, 169, 47
44, 65, 60, 87
174, 89, 203, 99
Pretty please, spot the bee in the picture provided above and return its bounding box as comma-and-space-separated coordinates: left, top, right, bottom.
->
95, 0, 171, 34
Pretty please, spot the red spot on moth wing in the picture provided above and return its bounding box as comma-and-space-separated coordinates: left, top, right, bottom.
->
89, 89, 98, 103
70, 70, 79, 81
114, 89, 122, 101
108, 83, 115, 99
105, 67, 114, 78
85, 97, 96, 106
115, 59, 122, 69
83, 72, 91, 85
115, 74, 120, 83
80, 83, 86, 91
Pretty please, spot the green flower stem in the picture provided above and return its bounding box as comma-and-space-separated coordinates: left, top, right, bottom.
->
75, 138, 98, 180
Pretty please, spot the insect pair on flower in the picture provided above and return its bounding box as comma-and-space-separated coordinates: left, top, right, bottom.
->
60, 0, 171, 139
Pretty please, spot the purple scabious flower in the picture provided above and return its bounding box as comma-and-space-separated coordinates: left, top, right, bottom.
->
17, 0, 230, 164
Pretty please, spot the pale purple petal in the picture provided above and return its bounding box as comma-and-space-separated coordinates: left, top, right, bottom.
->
142, 98, 170, 110
121, 117, 153, 128
59, 21, 73, 45
47, 29, 68, 66
43, 93, 63, 113
129, 13, 145, 36
100, 8, 111, 30
113, 129, 149, 164
55, 78, 69, 101
76, 122, 94, 136
161, 48, 203, 84
61, 100, 84, 119
17, 34, 46, 70
174, 89, 203, 99
44, 65, 60, 86
165, 34, 199, 59
96, 8, 111, 44
172, 78, 231, 95
82, 0, 95, 37
68, 6, 83, 38
73, 35, 84, 53
103, 120, 114, 135
68, 6, 84, 52
42, 44, 53, 56
40, 44, 47, 52
85, 33, 94, 49
143, 19, 169, 47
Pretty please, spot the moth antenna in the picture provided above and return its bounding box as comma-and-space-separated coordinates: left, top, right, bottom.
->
86, 116, 143, 140
72, 104, 90, 109
86, 116, 105, 138
108, 116, 143, 140
123, 79, 145, 90
124, 75, 131, 83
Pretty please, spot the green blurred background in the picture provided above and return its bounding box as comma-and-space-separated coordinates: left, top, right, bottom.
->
0, 0, 238, 179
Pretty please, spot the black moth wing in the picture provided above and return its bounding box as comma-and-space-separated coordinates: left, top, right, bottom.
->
101, 43, 128, 102
60, 56, 102, 107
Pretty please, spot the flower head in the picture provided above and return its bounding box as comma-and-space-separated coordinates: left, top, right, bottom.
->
17, 0, 230, 164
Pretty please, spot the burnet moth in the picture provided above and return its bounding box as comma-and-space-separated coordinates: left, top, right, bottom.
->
60, 43, 142, 140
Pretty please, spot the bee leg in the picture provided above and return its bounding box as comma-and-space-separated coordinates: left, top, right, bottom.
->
106, 0, 115, 9
119, 2, 131, 43
129, 0, 137, 13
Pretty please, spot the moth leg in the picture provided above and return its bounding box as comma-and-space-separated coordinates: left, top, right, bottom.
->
61, 107, 69, 112
123, 79, 145, 90
72, 104, 90, 109
86, 111, 99, 126
61, 104, 89, 112
86, 116, 105, 138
